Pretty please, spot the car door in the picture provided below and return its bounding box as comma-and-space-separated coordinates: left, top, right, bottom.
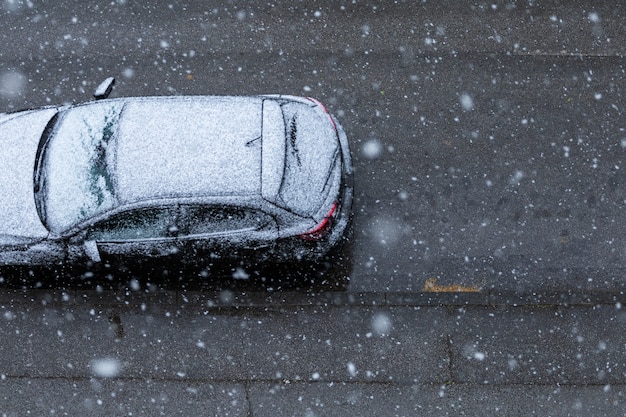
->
0, 235, 65, 267
81, 206, 179, 267
176, 204, 278, 265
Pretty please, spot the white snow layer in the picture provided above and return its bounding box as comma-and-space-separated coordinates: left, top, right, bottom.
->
0, 109, 56, 238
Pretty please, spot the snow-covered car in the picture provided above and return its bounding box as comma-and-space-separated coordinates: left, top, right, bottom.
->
0, 79, 353, 275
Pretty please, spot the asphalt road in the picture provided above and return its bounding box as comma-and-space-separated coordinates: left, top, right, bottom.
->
1, 1, 625, 415
1, 0, 624, 294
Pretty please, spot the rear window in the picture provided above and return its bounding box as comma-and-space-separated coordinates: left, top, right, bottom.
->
278, 102, 339, 216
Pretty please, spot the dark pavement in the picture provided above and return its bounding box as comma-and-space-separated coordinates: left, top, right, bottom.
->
1, 1, 625, 415
1, 289, 625, 415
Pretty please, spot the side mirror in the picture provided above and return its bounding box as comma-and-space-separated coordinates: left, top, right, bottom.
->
93, 77, 115, 100
83, 240, 102, 263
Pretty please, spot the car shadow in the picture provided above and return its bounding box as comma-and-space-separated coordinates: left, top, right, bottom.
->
0, 238, 355, 294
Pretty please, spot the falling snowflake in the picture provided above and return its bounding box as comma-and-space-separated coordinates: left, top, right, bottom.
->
0, 70, 26, 99
362, 139, 383, 159
460, 93, 474, 111
371, 312, 392, 336
90, 358, 121, 378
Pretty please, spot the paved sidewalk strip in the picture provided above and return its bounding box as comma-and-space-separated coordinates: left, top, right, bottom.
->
2, 289, 626, 416
248, 382, 626, 417
0, 379, 248, 416
2, 292, 625, 386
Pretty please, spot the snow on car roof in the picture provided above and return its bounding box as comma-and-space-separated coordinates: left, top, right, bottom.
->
115, 96, 265, 203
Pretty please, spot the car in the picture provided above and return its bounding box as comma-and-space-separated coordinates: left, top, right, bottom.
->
0, 78, 353, 278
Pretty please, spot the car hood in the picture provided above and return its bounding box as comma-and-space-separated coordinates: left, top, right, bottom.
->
0, 108, 56, 238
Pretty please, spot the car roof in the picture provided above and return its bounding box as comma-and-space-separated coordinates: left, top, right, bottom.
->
110, 96, 283, 203
41, 95, 291, 232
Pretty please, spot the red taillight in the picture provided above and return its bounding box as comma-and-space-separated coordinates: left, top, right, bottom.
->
298, 202, 338, 241
306, 97, 337, 132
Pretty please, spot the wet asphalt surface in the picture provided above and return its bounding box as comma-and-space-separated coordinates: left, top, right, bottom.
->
1, 1, 625, 415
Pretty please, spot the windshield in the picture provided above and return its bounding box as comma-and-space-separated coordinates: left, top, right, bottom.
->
34, 102, 123, 233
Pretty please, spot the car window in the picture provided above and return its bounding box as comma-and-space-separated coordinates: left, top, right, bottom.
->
277, 102, 339, 217
178, 205, 273, 237
86, 207, 176, 241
